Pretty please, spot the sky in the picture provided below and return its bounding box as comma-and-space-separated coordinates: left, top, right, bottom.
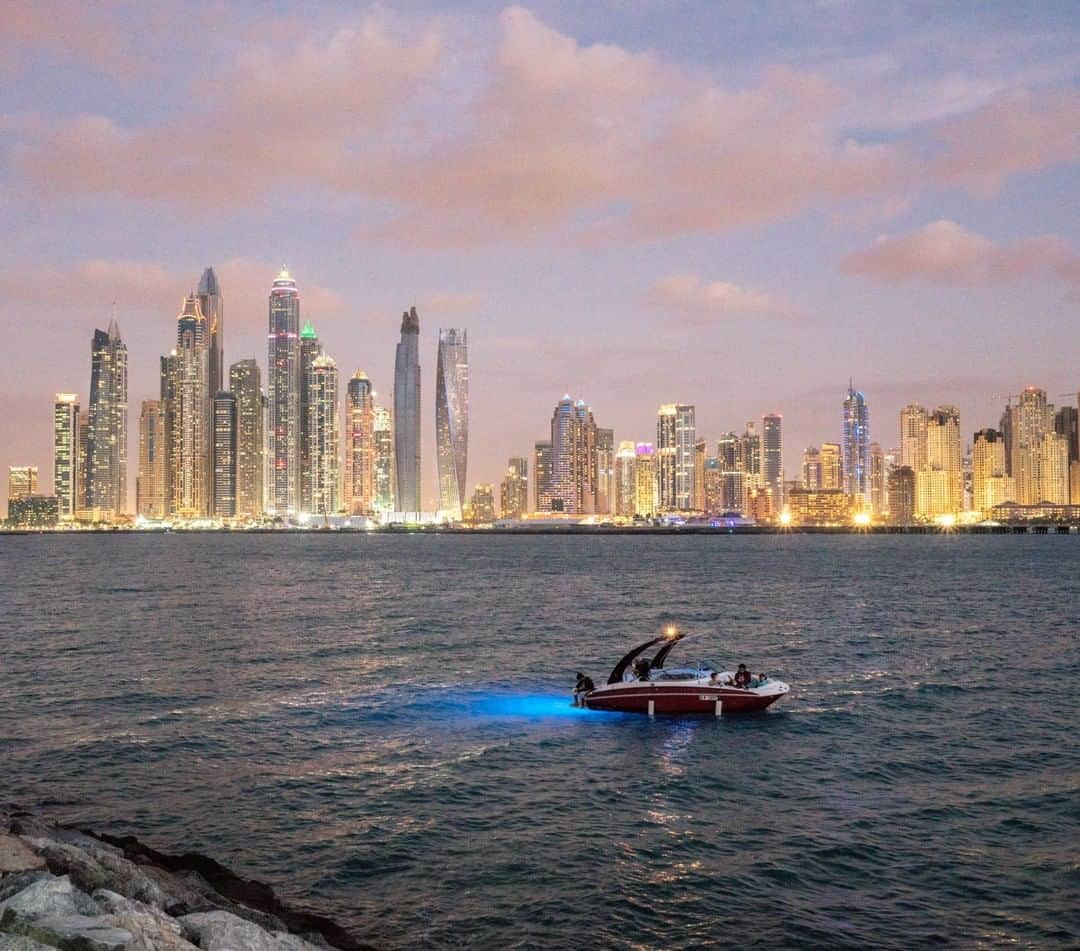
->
1, 0, 1077, 511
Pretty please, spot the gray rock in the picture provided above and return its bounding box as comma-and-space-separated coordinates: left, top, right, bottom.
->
134, 869, 212, 918
23, 841, 109, 896
88, 852, 171, 913
176, 876, 284, 933
0, 874, 51, 905
0, 836, 46, 875
0, 875, 100, 919
91, 892, 196, 951
1, 912, 132, 951
179, 911, 312, 951
0, 935, 56, 950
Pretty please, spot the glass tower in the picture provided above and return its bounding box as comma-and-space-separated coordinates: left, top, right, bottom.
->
394, 307, 422, 512
435, 328, 469, 520
842, 382, 871, 507
268, 268, 300, 516
85, 319, 128, 520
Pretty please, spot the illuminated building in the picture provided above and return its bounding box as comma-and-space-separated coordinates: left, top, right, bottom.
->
917, 405, 962, 518
470, 484, 496, 523
344, 372, 375, 515
137, 400, 166, 519
393, 307, 422, 513
299, 321, 323, 512
170, 295, 210, 517
268, 268, 300, 516
76, 410, 89, 518
436, 328, 469, 520
212, 393, 237, 518
694, 438, 707, 512
8, 466, 37, 502
500, 457, 528, 519
900, 404, 928, 471
634, 443, 657, 517
842, 383, 870, 508
972, 429, 1014, 516
198, 267, 223, 512
657, 403, 695, 511
306, 354, 339, 516
230, 359, 264, 519
1071, 461, 1080, 505
373, 405, 395, 512
869, 441, 886, 516
533, 440, 553, 512
1055, 405, 1078, 464
740, 423, 761, 494
785, 488, 855, 526
614, 441, 637, 517
820, 442, 842, 490
596, 428, 615, 515
7, 494, 58, 528
1010, 387, 1053, 504
761, 413, 783, 508
85, 319, 128, 520
703, 457, 722, 515
53, 393, 80, 520
801, 447, 822, 490
545, 396, 598, 514
717, 433, 744, 513
887, 466, 915, 525
1033, 431, 1069, 504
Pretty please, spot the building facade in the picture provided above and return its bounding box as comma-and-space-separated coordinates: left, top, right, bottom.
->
657, 404, 695, 511
499, 457, 528, 519
842, 383, 870, 509
972, 428, 1013, 517
614, 441, 637, 517
761, 413, 783, 510
344, 372, 375, 515
634, 443, 657, 517
172, 295, 211, 517
533, 440, 553, 512
137, 399, 167, 518
229, 359, 264, 519
53, 393, 80, 521
435, 328, 469, 520
306, 354, 339, 516
373, 405, 395, 513
84, 320, 128, 519
393, 307, 422, 512
887, 466, 916, 524
268, 269, 301, 516
212, 393, 237, 518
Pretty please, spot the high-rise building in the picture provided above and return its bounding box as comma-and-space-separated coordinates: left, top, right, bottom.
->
76, 410, 90, 518
972, 429, 1013, 516
1010, 387, 1052, 504
198, 268, 224, 424
596, 428, 615, 515
869, 441, 886, 517
307, 354, 339, 516
499, 457, 528, 520
213, 392, 237, 518
900, 404, 928, 472
137, 399, 166, 519
373, 405, 395, 513
1033, 431, 1069, 504
634, 443, 657, 517
470, 484, 496, 523
842, 383, 870, 508
8, 466, 37, 501
614, 441, 637, 517
917, 405, 962, 518
740, 422, 761, 495
268, 268, 301, 516
230, 359, 264, 519
169, 295, 211, 518
298, 321, 323, 513
761, 413, 783, 510
85, 319, 128, 520
887, 466, 916, 525
53, 393, 80, 521
717, 433, 744, 513
820, 442, 842, 490
394, 307, 422, 513
801, 446, 822, 490
657, 404, 695, 511
694, 438, 707, 512
545, 396, 599, 514
1056, 404, 1079, 464
533, 440, 553, 512
436, 328, 469, 520
344, 372, 375, 516
703, 457, 722, 515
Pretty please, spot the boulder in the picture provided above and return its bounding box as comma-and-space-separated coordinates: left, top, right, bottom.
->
0, 837, 45, 875
0, 875, 51, 905
92, 891, 196, 951
179, 911, 318, 951
23, 841, 110, 895
0, 875, 100, 919
0, 935, 55, 950
88, 852, 171, 912
1, 912, 132, 951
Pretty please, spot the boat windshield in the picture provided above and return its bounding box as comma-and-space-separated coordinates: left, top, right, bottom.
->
651, 669, 702, 681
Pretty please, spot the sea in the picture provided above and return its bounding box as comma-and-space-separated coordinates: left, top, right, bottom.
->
1, 533, 1077, 949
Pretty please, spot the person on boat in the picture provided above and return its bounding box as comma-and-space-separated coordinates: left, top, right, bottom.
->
733, 664, 752, 688
632, 657, 652, 681
573, 672, 596, 698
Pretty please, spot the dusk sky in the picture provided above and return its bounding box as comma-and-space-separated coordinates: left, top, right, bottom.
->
1, 0, 1077, 510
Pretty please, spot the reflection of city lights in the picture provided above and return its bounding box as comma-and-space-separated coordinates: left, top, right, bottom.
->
853, 511, 872, 527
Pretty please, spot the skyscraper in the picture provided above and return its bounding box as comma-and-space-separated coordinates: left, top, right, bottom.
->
299, 321, 323, 513
634, 443, 657, 517
394, 307, 422, 512
739, 422, 761, 495
85, 319, 128, 520
344, 372, 375, 516
819, 442, 842, 490
137, 399, 166, 519
213, 392, 237, 518
595, 428, 615, 515
842, 383, 870, 508
1011, 387, 1053, 504
172, 295, 210, 517
373, 405, 395, 513
307, 354, 339, 516
717, 433, 744, 513
917, 405, 962, 518
802, 447, 822, 490
614, 441, 637, 517
869, 441, 886, 517
499, 457, 528, 519
761, 413, 783, 509
887, 466, 915, 525
972, 429, 1013, 516
8, 466, 37, 500
899, 404, 928, 471
694, 438, 707, 512
436, 328, 469, 520
268, 268, 301, 516
53, 393, 80, 521
198, 267, 223, 511
657, 404, 695, 511
230, 359, 264, 519
470, 484, 496, 523
533, 440, 553, 512
545, 396, 598, 514
703, 456, 722, 515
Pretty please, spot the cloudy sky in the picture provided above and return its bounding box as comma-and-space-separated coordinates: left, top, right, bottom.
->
1, 0, 1077, 510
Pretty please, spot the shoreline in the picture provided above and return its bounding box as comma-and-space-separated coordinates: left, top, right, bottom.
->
0, 807, 373, 951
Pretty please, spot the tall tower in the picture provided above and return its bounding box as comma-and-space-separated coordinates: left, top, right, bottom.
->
533, 440, 553, 512
394, 307, 421, 512
657, 404, 695, 511
307, 354, 339, 516
1011, 387, 1053, 504
595, 428, 615, 515
268, 268, 300, 516
299, 321, 323, 512
972, 429, 1013, 516
761, 413, 783, 509
614, 441, 637, 517
198, 267, 223, 510
85, 318, 128, 520
499, 457, 529, 520
173, 295, 210, 517
344, 372, 375, 515
435, 328, 469, 519
230, 359, 264, 519
213, 392, 237, 518
53, 393, 80, 521
373, 405, 395, 513
717, 433, 743, 514
842, 383, 870, 507
918, 405, 962, 517
137, 399, 166, 519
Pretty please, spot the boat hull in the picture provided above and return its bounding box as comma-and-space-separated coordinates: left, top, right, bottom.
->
583, 682, 786, 715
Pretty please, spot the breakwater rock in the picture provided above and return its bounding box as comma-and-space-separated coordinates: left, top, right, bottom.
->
0, 809, 374, 951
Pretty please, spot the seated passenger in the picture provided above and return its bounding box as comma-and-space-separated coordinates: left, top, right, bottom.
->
733, 664, 752, 688
632, 657, 652, 682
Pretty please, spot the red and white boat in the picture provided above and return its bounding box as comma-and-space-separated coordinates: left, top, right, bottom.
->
576, 630, 789, 715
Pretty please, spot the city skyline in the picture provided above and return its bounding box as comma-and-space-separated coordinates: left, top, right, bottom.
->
1, 3, 1078, 510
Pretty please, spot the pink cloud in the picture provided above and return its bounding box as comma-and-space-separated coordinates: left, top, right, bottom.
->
841, 220, 1080, 286
645, 274, 792, 322
422, 291, 488, 315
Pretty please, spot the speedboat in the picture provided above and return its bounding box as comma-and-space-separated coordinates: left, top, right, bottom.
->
576, 629, 789, 715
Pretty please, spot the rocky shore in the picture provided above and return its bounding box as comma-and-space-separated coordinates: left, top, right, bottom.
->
0, 809, 372, 951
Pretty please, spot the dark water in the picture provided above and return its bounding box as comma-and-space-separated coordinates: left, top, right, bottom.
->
1, 534, 1078, 949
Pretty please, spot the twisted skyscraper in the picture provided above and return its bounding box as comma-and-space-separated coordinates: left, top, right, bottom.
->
84, 318, 128, 519
394, 307, 421, 513
435, 328, 469, 519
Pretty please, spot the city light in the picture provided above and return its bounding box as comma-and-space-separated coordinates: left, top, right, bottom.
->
853, 511, 872, 527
